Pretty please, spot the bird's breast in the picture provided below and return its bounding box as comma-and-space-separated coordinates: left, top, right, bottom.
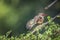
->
37, 19, 44, 25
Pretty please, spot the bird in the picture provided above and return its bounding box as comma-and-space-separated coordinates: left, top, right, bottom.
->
26, 13, 47, 30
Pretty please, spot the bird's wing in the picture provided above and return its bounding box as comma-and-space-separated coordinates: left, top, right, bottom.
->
26, 19, 35, 30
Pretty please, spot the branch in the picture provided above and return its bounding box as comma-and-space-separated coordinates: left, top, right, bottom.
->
44, 0, 58, 9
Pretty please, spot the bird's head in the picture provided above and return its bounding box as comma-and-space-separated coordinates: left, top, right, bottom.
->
38, 13, 48, 17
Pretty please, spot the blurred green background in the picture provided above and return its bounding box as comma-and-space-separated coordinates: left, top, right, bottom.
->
0, 0, 60, 36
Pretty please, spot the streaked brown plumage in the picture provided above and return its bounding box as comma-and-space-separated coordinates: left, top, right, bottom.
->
26, 13, 47, 30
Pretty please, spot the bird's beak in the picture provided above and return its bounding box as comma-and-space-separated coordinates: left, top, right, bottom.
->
42, 14, 48, 16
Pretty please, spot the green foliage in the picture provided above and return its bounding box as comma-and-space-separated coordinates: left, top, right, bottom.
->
0, 16, 60, 40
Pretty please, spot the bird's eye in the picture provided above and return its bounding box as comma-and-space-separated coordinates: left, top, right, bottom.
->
39, 17, 42, 19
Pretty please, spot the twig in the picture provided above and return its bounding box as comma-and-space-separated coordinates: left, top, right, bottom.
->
44, 0, 58, 9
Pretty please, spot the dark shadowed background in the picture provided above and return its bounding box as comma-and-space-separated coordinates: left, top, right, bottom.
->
0, 0, 60, 36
